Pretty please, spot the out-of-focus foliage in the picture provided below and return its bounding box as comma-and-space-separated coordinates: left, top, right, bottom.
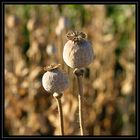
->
4, 4, 135, 135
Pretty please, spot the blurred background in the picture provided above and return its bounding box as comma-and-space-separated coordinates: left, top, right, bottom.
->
4, 4, 135, 136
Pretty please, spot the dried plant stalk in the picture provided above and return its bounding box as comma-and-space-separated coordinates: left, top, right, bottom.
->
53, 93, 64, 135
74, 68, 85, 135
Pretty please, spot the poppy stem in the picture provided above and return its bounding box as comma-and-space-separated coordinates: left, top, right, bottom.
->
53, 93, 64, 135
73, 68, 85, 135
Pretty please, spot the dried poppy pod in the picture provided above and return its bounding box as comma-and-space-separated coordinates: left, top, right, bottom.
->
63, 31, 94, 68
7, 15, 20, 28
27, 18, 39, 31
42, 64, 69, 94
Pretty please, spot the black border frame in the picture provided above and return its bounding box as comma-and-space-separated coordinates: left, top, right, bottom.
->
1, 0, 139, 139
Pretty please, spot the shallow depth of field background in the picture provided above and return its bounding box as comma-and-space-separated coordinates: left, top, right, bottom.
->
4, 4, 135, 136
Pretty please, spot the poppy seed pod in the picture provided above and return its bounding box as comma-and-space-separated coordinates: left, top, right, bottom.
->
27, 18, 39, 31
46, 44, 57, 56
7, 15, 20, 28
63, 31, 94, 68
42, 64, 69, 94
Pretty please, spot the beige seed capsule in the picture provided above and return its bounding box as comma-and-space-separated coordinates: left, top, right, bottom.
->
7, 15, 20, 28
42, 64, 69, 94
27, 18, 39, 31
63, 31, 94, 68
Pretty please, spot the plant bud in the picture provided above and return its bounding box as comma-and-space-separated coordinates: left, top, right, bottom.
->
42, 64, 69, 94
63, 31, 94, 68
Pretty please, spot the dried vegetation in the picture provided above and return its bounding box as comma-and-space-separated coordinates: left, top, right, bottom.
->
4, 5, 135, 135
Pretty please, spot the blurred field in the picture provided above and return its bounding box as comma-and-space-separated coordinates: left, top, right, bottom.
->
4, 4, 136, 136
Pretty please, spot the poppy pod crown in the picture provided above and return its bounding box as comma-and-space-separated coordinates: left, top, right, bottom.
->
42, 64, 69, 94
63, 31, 94, 68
